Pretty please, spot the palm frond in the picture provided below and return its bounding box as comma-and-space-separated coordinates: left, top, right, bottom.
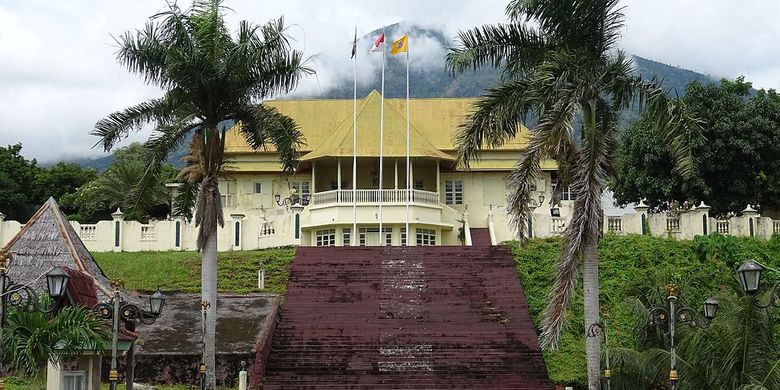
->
92, 94, 181, 151
236, 104, 304, 172
454, 79, 538, 167
172, 180, 200, 221
129, 120, 200, 215
541, 98, 615, 350
446, 22, 548, 75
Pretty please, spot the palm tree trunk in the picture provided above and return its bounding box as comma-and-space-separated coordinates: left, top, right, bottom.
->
583, 237, 601, 390
202, 228, 218, 389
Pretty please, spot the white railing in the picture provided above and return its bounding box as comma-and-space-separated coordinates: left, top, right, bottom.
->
260, 221, 276, 237
716, 220, 730, 235
140, 225, 156, 241
775, 220, 780, 235
551, 217, 566, 233
80, 225, 97, 241
310, 189, 439, 206
666, 217, 681, 232
607, 217, 622, 232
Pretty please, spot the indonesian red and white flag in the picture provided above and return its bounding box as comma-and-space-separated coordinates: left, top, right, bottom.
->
370, 32, 385, 53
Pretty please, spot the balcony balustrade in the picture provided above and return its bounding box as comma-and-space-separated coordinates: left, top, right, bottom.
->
310, 189, 440, 206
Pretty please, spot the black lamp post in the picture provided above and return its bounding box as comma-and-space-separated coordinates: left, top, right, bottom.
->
648, 284, 718, 390
275, 192, 310, 207
0, 250, 71, 390
736, 259, 780, 308
93, 285, 167, 390
587, 306, 612, 390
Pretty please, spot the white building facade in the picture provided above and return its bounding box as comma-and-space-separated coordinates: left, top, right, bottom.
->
2, 91, 779, 252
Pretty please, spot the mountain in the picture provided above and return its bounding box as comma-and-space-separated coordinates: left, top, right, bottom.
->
308, 24, 716, 100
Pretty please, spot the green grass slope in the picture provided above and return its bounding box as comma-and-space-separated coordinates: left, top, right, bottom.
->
93, 247, 296, 294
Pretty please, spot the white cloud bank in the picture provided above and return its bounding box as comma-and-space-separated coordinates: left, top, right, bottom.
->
1, 0, 778, 162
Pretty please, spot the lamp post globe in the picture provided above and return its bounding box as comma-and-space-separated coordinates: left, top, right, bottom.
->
45, 267, 70, 298
149, 289, 167, 316
737, 259, 764, 295
703, 298, 719, 320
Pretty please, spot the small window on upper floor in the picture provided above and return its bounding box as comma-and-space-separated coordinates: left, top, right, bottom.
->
291, 181, 311, 195
559, 185, 577, 201
254, 182, 263, 194
444, 180, 463, 205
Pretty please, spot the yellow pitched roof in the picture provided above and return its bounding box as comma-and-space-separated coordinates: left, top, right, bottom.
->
300, 90, 452, 161
224, 93, 532, 155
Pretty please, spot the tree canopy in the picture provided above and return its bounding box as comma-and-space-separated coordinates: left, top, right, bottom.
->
612, 77, 780, 217
0, 144, 97, 222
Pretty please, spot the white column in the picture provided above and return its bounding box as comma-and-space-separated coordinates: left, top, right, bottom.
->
394, 159, 398, 189
111, 208, 124, 253
410, 161, 414, 188
337, 158, 342, 202
488, 206, 497, 245
47, 360, 64, 390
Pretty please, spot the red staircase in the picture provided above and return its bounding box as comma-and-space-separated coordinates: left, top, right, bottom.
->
260, 246, 552, 389
470, 228, 492, 247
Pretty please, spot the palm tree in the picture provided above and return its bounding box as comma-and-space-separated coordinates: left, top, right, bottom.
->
91, 1, 310, 387
3, 305, 109, 384
446, 1, 700, 388
611, 287, 780, 389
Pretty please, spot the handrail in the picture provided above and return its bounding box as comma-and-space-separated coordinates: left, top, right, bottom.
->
310, 189, 439, 206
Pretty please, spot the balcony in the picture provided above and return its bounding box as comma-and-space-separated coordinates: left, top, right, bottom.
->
303, 189, 447, 229
310, 189, 439, 206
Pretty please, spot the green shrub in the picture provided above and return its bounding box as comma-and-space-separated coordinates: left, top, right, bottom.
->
510, 233, 780, 386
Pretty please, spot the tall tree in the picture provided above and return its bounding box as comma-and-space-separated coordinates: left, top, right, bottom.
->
612, 77, 780, 217
446, 1, 699, 388
91, 1, 309, 387
0, 144, 42, 222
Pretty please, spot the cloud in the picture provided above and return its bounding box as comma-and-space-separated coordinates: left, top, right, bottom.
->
1, 0, 779, 162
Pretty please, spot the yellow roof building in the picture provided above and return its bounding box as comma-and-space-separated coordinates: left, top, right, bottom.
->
224, 90, 557, 171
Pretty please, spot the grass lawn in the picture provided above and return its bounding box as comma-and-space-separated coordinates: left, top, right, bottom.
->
92, 247, 296, 294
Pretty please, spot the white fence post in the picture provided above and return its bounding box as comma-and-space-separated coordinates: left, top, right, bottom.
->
111, 208, 124, 252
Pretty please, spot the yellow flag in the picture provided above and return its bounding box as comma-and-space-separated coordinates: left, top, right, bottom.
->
391, 34, 408, 55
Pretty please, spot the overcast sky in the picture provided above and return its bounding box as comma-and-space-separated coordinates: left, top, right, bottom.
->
1, 0, 779, 162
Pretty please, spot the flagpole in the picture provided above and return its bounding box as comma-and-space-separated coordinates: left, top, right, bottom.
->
404, 39, 410, 244
352, 27, 358, 246
378, 27, 385, 246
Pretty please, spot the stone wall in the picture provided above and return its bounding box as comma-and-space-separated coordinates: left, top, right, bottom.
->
102, 352, 252, 387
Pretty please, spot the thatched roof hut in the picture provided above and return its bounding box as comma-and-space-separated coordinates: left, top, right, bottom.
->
2, 197, 146, 307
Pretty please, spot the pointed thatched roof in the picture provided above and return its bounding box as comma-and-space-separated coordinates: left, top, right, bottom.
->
2, 198, 145, 307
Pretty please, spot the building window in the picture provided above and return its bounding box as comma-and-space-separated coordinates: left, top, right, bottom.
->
343, 228, 351, 246
444, 180, 463, 205
63, 370, 86, 390
400, 228, 407, 246
560, 185, 576, 201
414, 180, 424, 190
291, 181, 310, 195
315, 229, 336, 246
358, 228, 392, 246
416, 228, 436, 246
254, 182, 263, 193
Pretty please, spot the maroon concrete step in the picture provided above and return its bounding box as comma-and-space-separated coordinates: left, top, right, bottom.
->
261, 246, 552, 389
470, 228, 492, 247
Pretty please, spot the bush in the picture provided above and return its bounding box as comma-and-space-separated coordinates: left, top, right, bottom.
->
510, 233, 780, 386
